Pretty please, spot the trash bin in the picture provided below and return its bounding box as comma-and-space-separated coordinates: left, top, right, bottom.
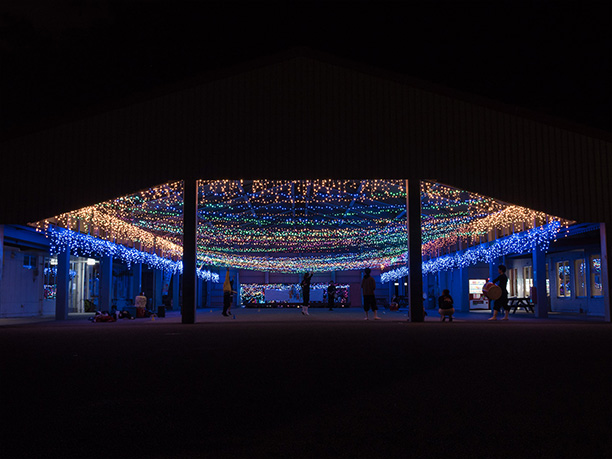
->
136, 306, 146, 318
157, 306, 166, 318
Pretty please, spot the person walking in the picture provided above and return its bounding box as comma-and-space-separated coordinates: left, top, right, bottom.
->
300, 272, 314, 315
488, 265, 510, 321
327, 281, 337, 311
438, 289, 455, 322
361, 268, 380, 320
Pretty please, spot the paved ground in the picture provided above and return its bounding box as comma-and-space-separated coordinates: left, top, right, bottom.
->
1, 308, 610, 458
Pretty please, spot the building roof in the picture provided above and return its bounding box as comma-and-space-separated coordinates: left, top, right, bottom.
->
1, 48, 611, 224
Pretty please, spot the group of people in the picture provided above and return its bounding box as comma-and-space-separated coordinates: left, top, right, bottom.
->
437, 264, 511, 322
299, 268, 380, 319
227, 265, 511, 322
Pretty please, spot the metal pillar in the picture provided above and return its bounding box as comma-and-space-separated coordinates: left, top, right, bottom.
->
132, 263, 142, 298
458, 265, 470, 312
99, 255, 113, 312
55, 248, 70, 320
154, 269, 163, 310
601, 223, 611, 322
532, 244, 548, 318
406, 179, 424, 322
182, 178, 197, 324
0, 225, 4, 284
0, 225, 3, 313
172, 272, 180, 310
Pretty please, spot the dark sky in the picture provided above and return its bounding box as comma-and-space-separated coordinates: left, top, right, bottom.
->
1, 0, 611, 135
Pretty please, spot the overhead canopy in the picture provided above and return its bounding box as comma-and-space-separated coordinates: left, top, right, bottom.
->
33, 179, 571, 273
2, 49, 610, 225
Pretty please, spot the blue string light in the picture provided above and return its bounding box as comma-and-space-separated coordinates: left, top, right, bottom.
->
47, 227, 219, 282
381, 221, 563, 283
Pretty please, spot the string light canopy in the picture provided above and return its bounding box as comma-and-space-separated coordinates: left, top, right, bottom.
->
32, 179, 572, 273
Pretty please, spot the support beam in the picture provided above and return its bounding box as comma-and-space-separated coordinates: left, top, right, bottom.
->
131, 263, 142, 299
99, 255, 113, 312
0, 225, 4, 284
532, 244, 548, 318
154, 269, 163, 310
55, 248, 71, 320
601, 223, 611, 323
458, 266, 470, 312
406, 179, 424, 322
172, 272, 180, 311
182, 178, 198, 324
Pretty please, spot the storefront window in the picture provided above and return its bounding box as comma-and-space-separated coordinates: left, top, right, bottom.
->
557, 261, 571, 298
574, 259, 587, 297
590, 255, 603, 297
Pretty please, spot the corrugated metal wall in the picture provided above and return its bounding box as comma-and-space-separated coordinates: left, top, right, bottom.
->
1, 55, 610, 224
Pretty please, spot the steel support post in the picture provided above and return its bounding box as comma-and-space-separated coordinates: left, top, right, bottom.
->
406, 179, 424, 322
182, 178, 198, 324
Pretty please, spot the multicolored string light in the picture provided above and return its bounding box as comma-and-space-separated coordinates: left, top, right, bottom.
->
32, 179, 571, 273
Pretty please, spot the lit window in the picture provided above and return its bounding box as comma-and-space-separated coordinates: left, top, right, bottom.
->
574, 259, 587, 297
508, 268, 517, 296
557, 261, 571, 298
523, 266, 532, 298
590, 255, 603, 297
43, 257, 57, 299
23, 254, 37, 269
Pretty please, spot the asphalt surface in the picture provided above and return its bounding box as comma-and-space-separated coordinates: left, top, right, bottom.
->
1, 308, 610, 458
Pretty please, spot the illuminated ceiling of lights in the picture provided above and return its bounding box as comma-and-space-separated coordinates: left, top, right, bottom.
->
32, 179, 570, 272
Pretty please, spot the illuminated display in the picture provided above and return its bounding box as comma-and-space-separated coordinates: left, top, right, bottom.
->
469, 279, 487, 294
240, 283, 350, 305
33, 179, 571, 274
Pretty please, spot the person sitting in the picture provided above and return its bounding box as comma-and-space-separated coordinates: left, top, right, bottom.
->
438, 289, 455, 322
90, 311, 117, 323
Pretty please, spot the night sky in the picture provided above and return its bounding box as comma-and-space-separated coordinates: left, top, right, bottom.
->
1, 0, 610, 136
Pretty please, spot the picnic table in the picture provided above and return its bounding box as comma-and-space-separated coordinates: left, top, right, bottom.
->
507, 297, 535, 314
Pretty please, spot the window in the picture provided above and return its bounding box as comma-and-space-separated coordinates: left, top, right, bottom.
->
23, 254, 37, 269
557, 261, 571, 298
590, 255, 603, 297
574, 259, 587, 297
43, 257, 57, 299
523, 266, 533, 298
508, 268, 518, 296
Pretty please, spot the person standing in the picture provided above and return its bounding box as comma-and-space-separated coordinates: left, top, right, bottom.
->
488, 265, 510, 321
438, 289, 455, 322
327, 281, 337, 311
361, 268, 380, 320
300, 272, 314, 315
222, 268, 236, 317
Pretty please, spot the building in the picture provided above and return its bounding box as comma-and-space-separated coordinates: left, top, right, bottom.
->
1, 49, 610, 321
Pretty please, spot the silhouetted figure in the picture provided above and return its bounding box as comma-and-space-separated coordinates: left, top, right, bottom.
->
222, 268, 236, 317
301, 272, 314, 315
361, 268, 379, 320
327, 281, 337, 311
438, 289, 455, 322
489, 265, 510, 321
